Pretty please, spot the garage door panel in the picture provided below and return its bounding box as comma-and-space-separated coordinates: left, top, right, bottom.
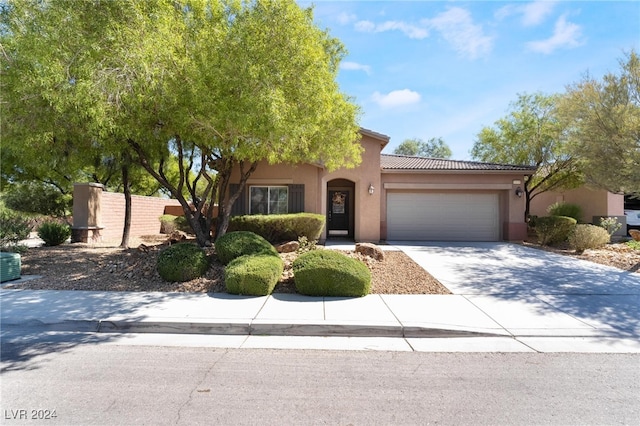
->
387, 192, 499, 241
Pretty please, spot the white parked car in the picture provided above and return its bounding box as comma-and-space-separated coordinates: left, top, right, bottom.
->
624, 210, 640, 226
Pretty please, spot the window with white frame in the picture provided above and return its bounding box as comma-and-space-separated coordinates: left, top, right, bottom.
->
249, 186, 288, 215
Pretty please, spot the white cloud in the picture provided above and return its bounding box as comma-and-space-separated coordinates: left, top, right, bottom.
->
354, 19, 429, 39
336, 12, 357, 25
340, 61, 372, 75
527, 15, 584, 54
522, 1, 557, 26
424, 7, 494, 59
496, 1, 556, 26
371, 89, 421, 108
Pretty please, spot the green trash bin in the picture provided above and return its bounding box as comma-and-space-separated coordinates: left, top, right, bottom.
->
0, 252, 21, 282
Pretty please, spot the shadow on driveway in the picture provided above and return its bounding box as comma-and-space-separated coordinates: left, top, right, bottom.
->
396, 242, 640, 336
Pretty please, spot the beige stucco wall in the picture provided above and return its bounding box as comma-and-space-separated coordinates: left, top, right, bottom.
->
380, 171, 530, 241
529, 186, 624, 222
227, 132, 531, 242
227, 133, 384, 242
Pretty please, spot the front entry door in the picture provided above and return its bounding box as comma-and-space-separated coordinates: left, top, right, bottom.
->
328, 190, 350, 236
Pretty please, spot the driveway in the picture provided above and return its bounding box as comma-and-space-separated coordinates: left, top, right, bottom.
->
391, 242, 640, 337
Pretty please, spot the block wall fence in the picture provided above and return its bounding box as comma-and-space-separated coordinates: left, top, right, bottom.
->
72, 183, 182, 243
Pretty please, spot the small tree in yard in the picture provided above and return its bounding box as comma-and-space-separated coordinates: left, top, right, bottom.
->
127, 0, 362, 245
472, 92, 583, 221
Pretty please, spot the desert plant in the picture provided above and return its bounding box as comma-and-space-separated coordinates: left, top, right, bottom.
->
0, 212, 32, 249
159, 214, 178, 234
225, 254, 284, 296
296, 236, 318, 253
37, 221, 71, 246
535, 216, 577, 246
599, 217, 622, 236
293, 250, 371, 297
547, 202, 583, 222
568, 224, 610, 253
215, 231, 278, 265
157, 243, 209, 282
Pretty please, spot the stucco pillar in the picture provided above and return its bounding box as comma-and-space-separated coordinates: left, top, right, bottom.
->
72, 183, 105, 243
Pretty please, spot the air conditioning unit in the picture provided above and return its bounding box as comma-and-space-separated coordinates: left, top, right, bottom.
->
0, 252, 21, 282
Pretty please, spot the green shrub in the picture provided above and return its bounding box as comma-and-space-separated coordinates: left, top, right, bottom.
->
225, 254, 284, 296
293, 250, 371, 297
215, 231, 278, 265
157, 243, 209, 282
626, 240, 640, 250
0, 212, 33, 248
535, 216, 577, 246
568, 224, 610, 254
37, 221, 71, 246
547, 202, 583, 222
228, 213, 325, 243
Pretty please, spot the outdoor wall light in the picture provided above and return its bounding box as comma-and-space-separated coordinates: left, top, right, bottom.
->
368, 184, 375, 195
515, 187, 524, 198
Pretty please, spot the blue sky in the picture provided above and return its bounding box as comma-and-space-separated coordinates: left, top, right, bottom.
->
303, 1, 640, 159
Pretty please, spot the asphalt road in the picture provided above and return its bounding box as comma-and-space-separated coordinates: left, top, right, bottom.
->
1, 330, 639, 425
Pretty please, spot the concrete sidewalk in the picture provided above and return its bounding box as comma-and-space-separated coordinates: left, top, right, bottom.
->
2, 288, 640, 353
2, 241, 639, 353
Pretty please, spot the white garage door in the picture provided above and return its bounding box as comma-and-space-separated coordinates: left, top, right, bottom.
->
387, 192, 500, 241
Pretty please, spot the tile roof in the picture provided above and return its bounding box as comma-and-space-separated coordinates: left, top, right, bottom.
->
381, 154, 537, 172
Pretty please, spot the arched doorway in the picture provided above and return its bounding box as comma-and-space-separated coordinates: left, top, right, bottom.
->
327, 179, 355, 239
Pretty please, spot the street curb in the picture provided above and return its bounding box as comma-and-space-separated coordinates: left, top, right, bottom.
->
2, 318, 513, 339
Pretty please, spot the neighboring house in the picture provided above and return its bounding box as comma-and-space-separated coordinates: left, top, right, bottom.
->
529, 186, 626, 236
227, 128, 536, 243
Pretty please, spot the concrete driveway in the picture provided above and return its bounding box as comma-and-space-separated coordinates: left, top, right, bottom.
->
391, 242, 640, 338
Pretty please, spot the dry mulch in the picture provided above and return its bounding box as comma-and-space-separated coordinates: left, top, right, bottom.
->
6, 235, 451, 295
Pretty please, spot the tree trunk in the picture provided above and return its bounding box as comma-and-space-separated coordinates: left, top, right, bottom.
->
120, 163, 132, 249
214, 160, 258, 241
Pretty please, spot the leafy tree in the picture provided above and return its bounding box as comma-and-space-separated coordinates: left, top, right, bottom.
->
2, 0, 361, 247
2, 181, 71, 218
561, 50, 640, 196
471, 92, 582, 220
393, 137, 452, 158
125, 0, 362, 244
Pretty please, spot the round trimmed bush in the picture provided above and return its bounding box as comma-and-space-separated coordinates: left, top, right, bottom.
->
293, 250, 371, 297
225, 254, 284, 296
535, 216, 577, 246
37, 221, 71, 246
215, 231, 278, 265
157, 243, 209, 282
547, 202, 583, 222
568, 224, 610, 254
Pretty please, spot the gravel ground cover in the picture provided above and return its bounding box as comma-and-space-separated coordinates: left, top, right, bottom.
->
5, 235, 637, 295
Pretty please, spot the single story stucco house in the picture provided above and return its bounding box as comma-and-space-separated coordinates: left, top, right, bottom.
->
227, 128, 537, 243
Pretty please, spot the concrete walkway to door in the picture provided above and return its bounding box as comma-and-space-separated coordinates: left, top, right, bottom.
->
392, 242, 640, 340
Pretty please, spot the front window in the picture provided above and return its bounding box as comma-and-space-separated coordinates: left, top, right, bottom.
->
249, 186, 288, 214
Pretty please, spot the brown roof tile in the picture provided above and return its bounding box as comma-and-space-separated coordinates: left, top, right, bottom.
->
381, 154, 536, 172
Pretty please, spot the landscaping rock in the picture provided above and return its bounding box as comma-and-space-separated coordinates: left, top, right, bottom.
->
355, 242, 384, 261
630, 229, 640, 242
275, 241, 300, 253
167, 230, 188, 244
